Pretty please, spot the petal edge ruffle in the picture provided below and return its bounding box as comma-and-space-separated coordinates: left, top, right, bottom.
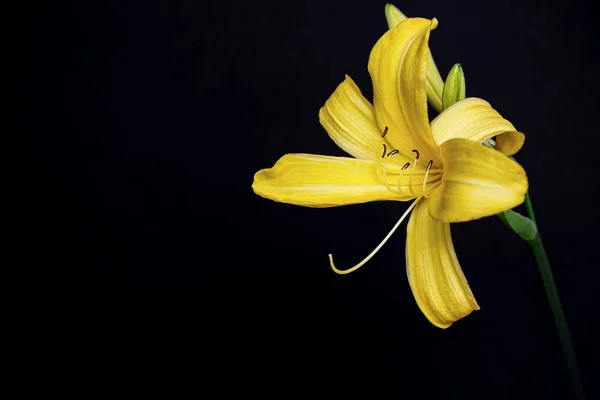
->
430, 98, 525, 155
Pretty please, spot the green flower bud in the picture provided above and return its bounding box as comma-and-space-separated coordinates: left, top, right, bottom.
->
384, 3, 407, 29
442, 63, 466, 110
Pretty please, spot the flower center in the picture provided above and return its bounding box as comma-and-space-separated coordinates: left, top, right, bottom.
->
379, 128, 442, 197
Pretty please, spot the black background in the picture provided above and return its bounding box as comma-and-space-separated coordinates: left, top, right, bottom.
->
25, 0, 598, 397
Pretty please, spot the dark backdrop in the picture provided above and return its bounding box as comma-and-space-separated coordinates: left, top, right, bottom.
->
25, 0, 598, 398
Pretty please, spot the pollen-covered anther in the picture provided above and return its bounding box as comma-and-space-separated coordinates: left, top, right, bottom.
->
378, 126, 389, 159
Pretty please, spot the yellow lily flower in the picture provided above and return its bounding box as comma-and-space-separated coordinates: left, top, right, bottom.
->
252, 18, 528, 328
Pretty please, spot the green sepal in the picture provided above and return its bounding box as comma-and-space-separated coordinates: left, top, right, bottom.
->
499, 209, 538, 241
496, 209, 511, 229
442, 63, 466, 110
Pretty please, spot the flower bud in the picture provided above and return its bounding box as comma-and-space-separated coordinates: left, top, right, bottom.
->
442, 63, 466, 110
384, 3, 407, 29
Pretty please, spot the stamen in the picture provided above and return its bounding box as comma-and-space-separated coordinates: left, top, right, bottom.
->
422, 160, 433, 193
396, 162, 410, 193
383, 151, 402, 193
406, 149, 422, 195
381, 144, 387, 159
329, 197, 423, 274
408, 163, 418, 195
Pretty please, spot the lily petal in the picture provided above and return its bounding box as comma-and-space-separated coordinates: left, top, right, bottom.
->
384, 5, 444, 112
406, 199, 480, 329
495, 130, 525, 157
319, 75, 391, 160
368, 18, 441, 167
430, 98, 525, 155
252, 154, 416, 207
429, 138, 528, 223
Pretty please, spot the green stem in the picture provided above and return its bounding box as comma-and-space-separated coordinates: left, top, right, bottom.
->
524, 192, 536, 224
525, 194, 584, 399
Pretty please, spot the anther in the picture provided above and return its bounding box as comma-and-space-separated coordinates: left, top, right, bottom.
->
401, 162, 410, 170
387, 149, 399, 157
377, 127, 389, 159
412, 149, 420, 160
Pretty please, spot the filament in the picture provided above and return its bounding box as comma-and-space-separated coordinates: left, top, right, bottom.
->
422, 160, 433, 193
408, 161, 417, 195
396, 162, 410, 194
383, 151, 402, 193
329, 197, 422, 275
407, 150, 420, 195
